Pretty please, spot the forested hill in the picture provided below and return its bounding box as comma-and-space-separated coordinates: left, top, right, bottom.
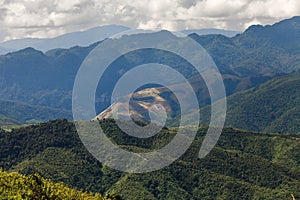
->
0, 119, 299, 199
194, 74, 300, 134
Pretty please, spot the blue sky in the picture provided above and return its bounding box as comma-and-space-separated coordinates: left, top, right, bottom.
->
0, 0, 299, 41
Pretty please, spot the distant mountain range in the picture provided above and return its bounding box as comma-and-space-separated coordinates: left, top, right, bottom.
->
0, 16, 300, 131
0, 25, 129, 54
0, 26, 240, 55
191, 16, 300, 76
181, 28, 240, 37
96, 16, 300, 134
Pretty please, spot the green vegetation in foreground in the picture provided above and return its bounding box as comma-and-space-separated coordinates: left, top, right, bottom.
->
0, 169, 118, 200
0, 119, 299, 199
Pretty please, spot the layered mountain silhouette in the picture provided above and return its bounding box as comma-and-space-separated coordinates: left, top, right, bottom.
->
180, 28, 240, 37
0, 16, 300, 130
0, 25, 129, 54
0, 25, 240, 55
96, 16, 300, 133
191, 16, 300, 76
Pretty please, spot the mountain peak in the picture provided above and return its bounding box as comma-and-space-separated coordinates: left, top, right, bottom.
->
244, 16, 300, 34
154, 30, 177, 37
9, 47, 44, 56
244, 24, 264, 34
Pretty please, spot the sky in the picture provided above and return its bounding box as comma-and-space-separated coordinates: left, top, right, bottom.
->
0, 0, 299, 42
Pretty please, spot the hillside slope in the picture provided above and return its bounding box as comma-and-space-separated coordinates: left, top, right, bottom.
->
226, 74, 300, 134
0, 25, 129, 53
0, 119, 299, 199
193, 74, 300, 134
96, 74, 272, 122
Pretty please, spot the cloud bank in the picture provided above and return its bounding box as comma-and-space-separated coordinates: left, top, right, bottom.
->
0, 0, 299, 41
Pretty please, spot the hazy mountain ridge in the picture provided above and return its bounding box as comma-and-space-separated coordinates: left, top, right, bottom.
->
0, 16, 299, 125
0, 26, 241, 55
191, 16, 300, 76
0, 25, 242, 56
181, 28, 240, 37
97, 16, 300, 131
0, 25, 129, 54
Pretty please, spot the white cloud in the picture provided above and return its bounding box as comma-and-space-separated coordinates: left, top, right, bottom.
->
188, 0, 248, 18
244, 0, 300, 19
0, 0, 299, 42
